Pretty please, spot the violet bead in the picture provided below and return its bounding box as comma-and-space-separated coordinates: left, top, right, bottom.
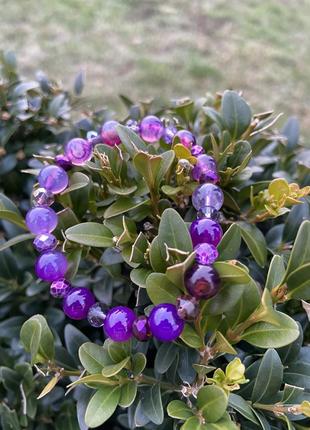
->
185, 264, 220, 300
26, 207, 58, 234
35, 251, 68, 282
163, 125, 177, 144
132, 316, 151, 341
101, 120, 121, 146
50, 278, 71, 298
33, 233, 57, 253
38, 165, 69, 194
197, 206, 220, 221
191, 145, 205, 156
176, 295, 199, 320
55, 154, 72, 171
175, 130, 196, 149
126, 119, 140, 134
139, 115, 164, 143
32, 187, 54, 207
194, 243, 219, 265
65, 138, 93, 165
63, 287, 95, 320
104, 306, 136, 342
87, 302, 109, 328
192, 155, 220, 184
190, 218, 223, 247
149, 303, 184, 342
192, 183, 224, 211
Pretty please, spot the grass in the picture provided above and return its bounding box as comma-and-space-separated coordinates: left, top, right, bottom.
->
0, 0, 310, 139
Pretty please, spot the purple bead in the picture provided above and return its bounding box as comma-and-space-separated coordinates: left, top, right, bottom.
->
192, 155, 219, 184
192, 183, 224, 211
132, 316, 151, 341
185, 264, 220, 300
191, 145, 205, 156
163, 125, 177, 144
26, 207, 58, 234
126, 119, 140, 134
190, 218, 223, 247
32, 187, 54, 207
104, 306, 136, 342
38, 165, 69, 194
35, 251, 68, 282
65, 138, 93, 165
176, 295, 199, 320
87, 302, 109, 328
50, 278, 71, 298
33, 233, 57, 253
197, 206, 220, 221
139, 115, 164, 143
194, 243, 219, 265
55, 154, 72, 171
149, 303, 184, 342
175, 130, 196, 149
63, 287, 95, 320
101, 120, 121, 146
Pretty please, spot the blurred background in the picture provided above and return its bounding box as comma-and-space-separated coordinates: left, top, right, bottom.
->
1, 0, 309, 135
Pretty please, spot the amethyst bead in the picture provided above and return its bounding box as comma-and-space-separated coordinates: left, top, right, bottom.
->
192, 183, 224, 211
126, 119, 140, 134
197, 206, 220, 221
192, 155, 220, 184
185, 264, 220, 300
35, 251, 68, 282
55, 154, 72, 171
50, 278, 71, 298
175, 130, 196, 149
176, 295, 199, 320
104, 306, 136, 342
194, 243, 219, 265
26, 207, 58, 234
139, 115, 164, 143
191, 145, 205, 156
149, 303, 184, 342
33, 233, 57, 253
63, 287, 95, 320
38, 165, 69, 194
132, 316, 151, 341
32, 187, 54, 207
190, 218, 223, 247
65, 138, 93, 165
163, 125, 177, 144
87, 302, 109, 328
101, 120, 122, 146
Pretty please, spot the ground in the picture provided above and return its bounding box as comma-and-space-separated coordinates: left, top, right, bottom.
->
1, 0, 310, 140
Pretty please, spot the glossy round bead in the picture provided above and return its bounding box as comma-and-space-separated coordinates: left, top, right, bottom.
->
104, 306, 136, 342
197, 206, 220, 221
126, 119, 140, 134
176, 295, 199, 320
192, 183, 224, 211
63, 287, 95, 320
185, 264, 220, 300
38, 165, 69, 194
65, 138, 93, 165
149, 303, 184, 342
132, 316, 151, 341
191, 145, 205, 156
192, 155, 220, 184
50, 278, 71, 298
101, 120, 121, 146
139, 115, 164, 142
55, 154, 72, 171
194, 243, 219, 265
163, 125, 177, 144
175, 130, 196, 149
26, 207, 58, 234
35, 251, 68, 282
87, 302, 109, 328
190, 218, 223, 247
33, 233, 57, 253
32, 187, 54, 207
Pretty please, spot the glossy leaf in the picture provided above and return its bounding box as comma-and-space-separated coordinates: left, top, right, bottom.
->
85, 386, 121, 428
65, 222, 114, 247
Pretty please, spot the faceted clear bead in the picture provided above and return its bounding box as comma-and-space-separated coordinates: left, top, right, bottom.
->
176, 295, 199, 320
32, 187, 54, 207
197, 206, 220, 221
87, 302, 109, 328
192, 183, 224, 211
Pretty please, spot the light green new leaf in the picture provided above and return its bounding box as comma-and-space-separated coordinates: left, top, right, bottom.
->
85, 386, 121, 428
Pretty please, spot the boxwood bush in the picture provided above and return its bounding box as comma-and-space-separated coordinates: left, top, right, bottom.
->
1, 69, 310, 429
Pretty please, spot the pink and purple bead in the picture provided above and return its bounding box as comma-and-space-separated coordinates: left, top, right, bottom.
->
190, 218, 223, 247
26, 207, 58, 234
101, 120, 122, 146
55, 154, 72, 171
194, 243, 219, 265
63, 287, 96, 320
139, 115, 164, 143
185, 264, 220, 300
191, 145, 205, 157
38, 165, 69, 194
35, 251, 68, 282
192, 183, 224, 211
175, 130, 196, 149
104, 306, 136, 342
65, 138, 93, 165
33, 233, 57, 253
50, 278, 71, 298
32, 188, 54, 207
87, 302, 109, 328
149, 303, 184, 342
132, 316, 151, 341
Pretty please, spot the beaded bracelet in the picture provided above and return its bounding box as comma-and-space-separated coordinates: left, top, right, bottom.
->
26, 116, 224, 344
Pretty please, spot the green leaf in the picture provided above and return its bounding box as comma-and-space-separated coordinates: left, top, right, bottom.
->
179, 324, 203, 348
197, 385, 228, 422
106, 339, 130, 363
214, 332, 237, 355
167, 400, 193, 420
154, 343, 179, 374
225, 280, 261, 327
133, 152, 162, 191
0, 233, 35, 251
286, 262, 310, 299
61, 172, 90, 194
166, 252, 196, 291
149, 235, 168, 272
284, 361, 310, 389
79, 342, 111, 374
238, 221, 267, 267
146, 273, 180, 304
213, 261, 253, 284
101, 356, 130, 377
251, 349, 283, 403
20, 315, 54, 365
132, 352, 147, 376
130, 232, 148, 264
85, 386, 121, 428
205, 283, 246, 316
104, 197, 150, 219
141, 384, 164, 425
221, 90, 252, 139
116, 124, 148, 156
285, 220, 310, 275
119, 381, 137, 407
67, 373, 115, 389
64, 324, 89, 365
155, 150, 175, 187
130, 268, 152, 288
265, 255, 286, 291
217, 224, 241, 261
158, 208, 193, 256
37, 375, 59, 399
0, 193, 26, 229
65, 222, 114, 247
228, 393, 259, 424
